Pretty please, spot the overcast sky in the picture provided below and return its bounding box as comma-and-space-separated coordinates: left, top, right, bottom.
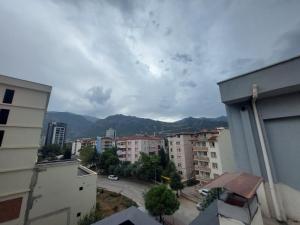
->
1, 0, 300, 121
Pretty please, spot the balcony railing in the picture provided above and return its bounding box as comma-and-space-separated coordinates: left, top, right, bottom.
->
192, 146, 209, 152
194, 155, 210, 161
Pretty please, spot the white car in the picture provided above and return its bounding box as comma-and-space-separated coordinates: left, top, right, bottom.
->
198, 188, 209, 196
108, 175, 119, 181
196, 202, 204, 211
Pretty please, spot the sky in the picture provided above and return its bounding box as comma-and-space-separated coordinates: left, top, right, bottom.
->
1, 0, 300, 122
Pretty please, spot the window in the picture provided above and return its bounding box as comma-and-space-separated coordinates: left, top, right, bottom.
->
0, 130, 4, 147
177, 148, 181, 152
171, 155, 174, 159
3, 89, 15, 104
202, 141, 206, 147
170, 148, 173, 152
176, 141, 180, 145
178, 171, 183, 175
79, 186, 83, 191
178, 163, 181, 167
212, 163, 218, 169
76, 212, 81, 217
0, 109, 9, 124
211, 152, 217, 158
195, 170, 199, 175
169, 141, 173, 145
210, 142, 215, 148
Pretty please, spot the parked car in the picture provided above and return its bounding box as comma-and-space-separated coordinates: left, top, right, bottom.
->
198, 188, 209, 196
108, 175, 119, 181
196, 202, 204, 211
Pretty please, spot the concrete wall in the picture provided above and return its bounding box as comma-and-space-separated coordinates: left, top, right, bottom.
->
0, 75, 51, 225
28, 161, 97, 225
218, 56, 300, 222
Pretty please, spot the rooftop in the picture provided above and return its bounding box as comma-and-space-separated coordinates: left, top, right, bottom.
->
91, 206, 161, 225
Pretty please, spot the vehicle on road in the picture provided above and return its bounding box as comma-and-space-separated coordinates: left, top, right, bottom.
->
196, 202, 204, 211
108, 175, 119, 180
198, 188, 209, 196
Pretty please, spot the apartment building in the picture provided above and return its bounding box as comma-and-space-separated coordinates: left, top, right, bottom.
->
218, 56, 300, 223
0, 75, 96, 225
116, 136, 163, 163
167, 133, 194, 181
72, 138, 96, 156
45, 122, 67, 148
192, 128, 235, 185
105, 128, 116, 139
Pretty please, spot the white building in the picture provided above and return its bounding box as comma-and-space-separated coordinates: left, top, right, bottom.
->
167, 133, 194, 181
116, 136, 163, 164
105, 128, 116, 139
45, 122, 67, 148
192, 128, 235, 185
0, 74, 96, 225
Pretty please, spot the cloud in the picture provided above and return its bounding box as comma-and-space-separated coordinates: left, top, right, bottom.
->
0, 0, 300, 121
172, 53, 193, 63
179, 80, 197, 88
85, 86, 112, 105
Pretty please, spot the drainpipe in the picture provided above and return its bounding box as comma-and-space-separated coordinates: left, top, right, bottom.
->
252, 84, 284, 221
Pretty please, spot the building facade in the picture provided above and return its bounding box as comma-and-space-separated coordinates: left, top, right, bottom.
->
105, 128, 116, 139
218, 56, 300, 223
167, 133, 194, 182
0, 75, 96, 225
193, 128, 235, 185
45, 122, 67, 148
116, 136, 163, 164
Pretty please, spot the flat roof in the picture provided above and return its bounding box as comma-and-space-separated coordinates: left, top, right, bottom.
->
0, 74, 52, 93
91, 206, 161, 225
218, 54, 300, 85
218, 55, 300, 104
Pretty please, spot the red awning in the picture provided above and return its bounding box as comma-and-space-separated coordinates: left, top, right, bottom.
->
204, 172, 263, 199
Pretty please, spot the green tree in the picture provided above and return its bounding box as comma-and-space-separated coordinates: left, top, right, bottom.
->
158, 147, 169, 169
136, 153, 162, 181
80, 146, 98, 167
162, 161, 176, 177
144, 185, 180, 223
77, 208, 102, 225
98, 149, 119, 174
170, 172, 184, 197
39, 144, 63, 160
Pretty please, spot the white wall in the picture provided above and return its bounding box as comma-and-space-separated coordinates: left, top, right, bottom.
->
28, 161, 97, 225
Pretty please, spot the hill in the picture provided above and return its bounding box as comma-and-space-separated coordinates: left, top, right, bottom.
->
43, 112, 228, 140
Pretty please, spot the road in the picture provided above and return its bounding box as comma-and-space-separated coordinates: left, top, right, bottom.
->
97, 176, 199, 225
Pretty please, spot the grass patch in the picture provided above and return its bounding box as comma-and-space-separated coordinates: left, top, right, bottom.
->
96, 188, 137, 219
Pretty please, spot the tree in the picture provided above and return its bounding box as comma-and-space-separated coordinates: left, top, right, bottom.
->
144, 185, 180, 223
80, 146, 98, 167
39, 144, 63, 160
170, 172, 184, 197
98, 149, 119, 174
136, 153, 162, 181
162, 161, 176, 177
158, 147, 169, 169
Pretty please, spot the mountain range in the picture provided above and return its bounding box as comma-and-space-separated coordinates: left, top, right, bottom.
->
43, 112, 228, 140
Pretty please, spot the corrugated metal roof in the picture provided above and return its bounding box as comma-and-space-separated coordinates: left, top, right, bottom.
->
204, 172, 263, 199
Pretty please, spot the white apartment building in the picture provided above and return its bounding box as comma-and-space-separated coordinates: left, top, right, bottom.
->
192, 128, 235, 185
167, 133, 194, 181
105, 128, 116, 139
0, 74, 96, 225
72, 138, 96, 156
116, 136, 163, 163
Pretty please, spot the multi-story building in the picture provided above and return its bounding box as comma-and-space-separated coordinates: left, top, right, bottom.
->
45, 121, 67, 148
0, 74, 96, 225
72, 137, 113, 155
218, 56, 300, 223
105, 128, 116, 139
192, 128, 235, 185
167, 133, 195, 182
116, 136, 163, 163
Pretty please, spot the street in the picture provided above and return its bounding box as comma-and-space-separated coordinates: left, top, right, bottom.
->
97, 176, 199, 225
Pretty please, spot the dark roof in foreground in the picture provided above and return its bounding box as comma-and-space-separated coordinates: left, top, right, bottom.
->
91, 207, 161, 225
190, 200, 219, 225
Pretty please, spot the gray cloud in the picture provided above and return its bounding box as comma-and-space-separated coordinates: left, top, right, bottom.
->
85, 86, 112, 105
0, 0, 300, 121
172, 53, 193, 63
179, 80, 197, 88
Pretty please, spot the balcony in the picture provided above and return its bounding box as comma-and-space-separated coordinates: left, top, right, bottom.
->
194, 155, 210, 162
192, 146, 208, 152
